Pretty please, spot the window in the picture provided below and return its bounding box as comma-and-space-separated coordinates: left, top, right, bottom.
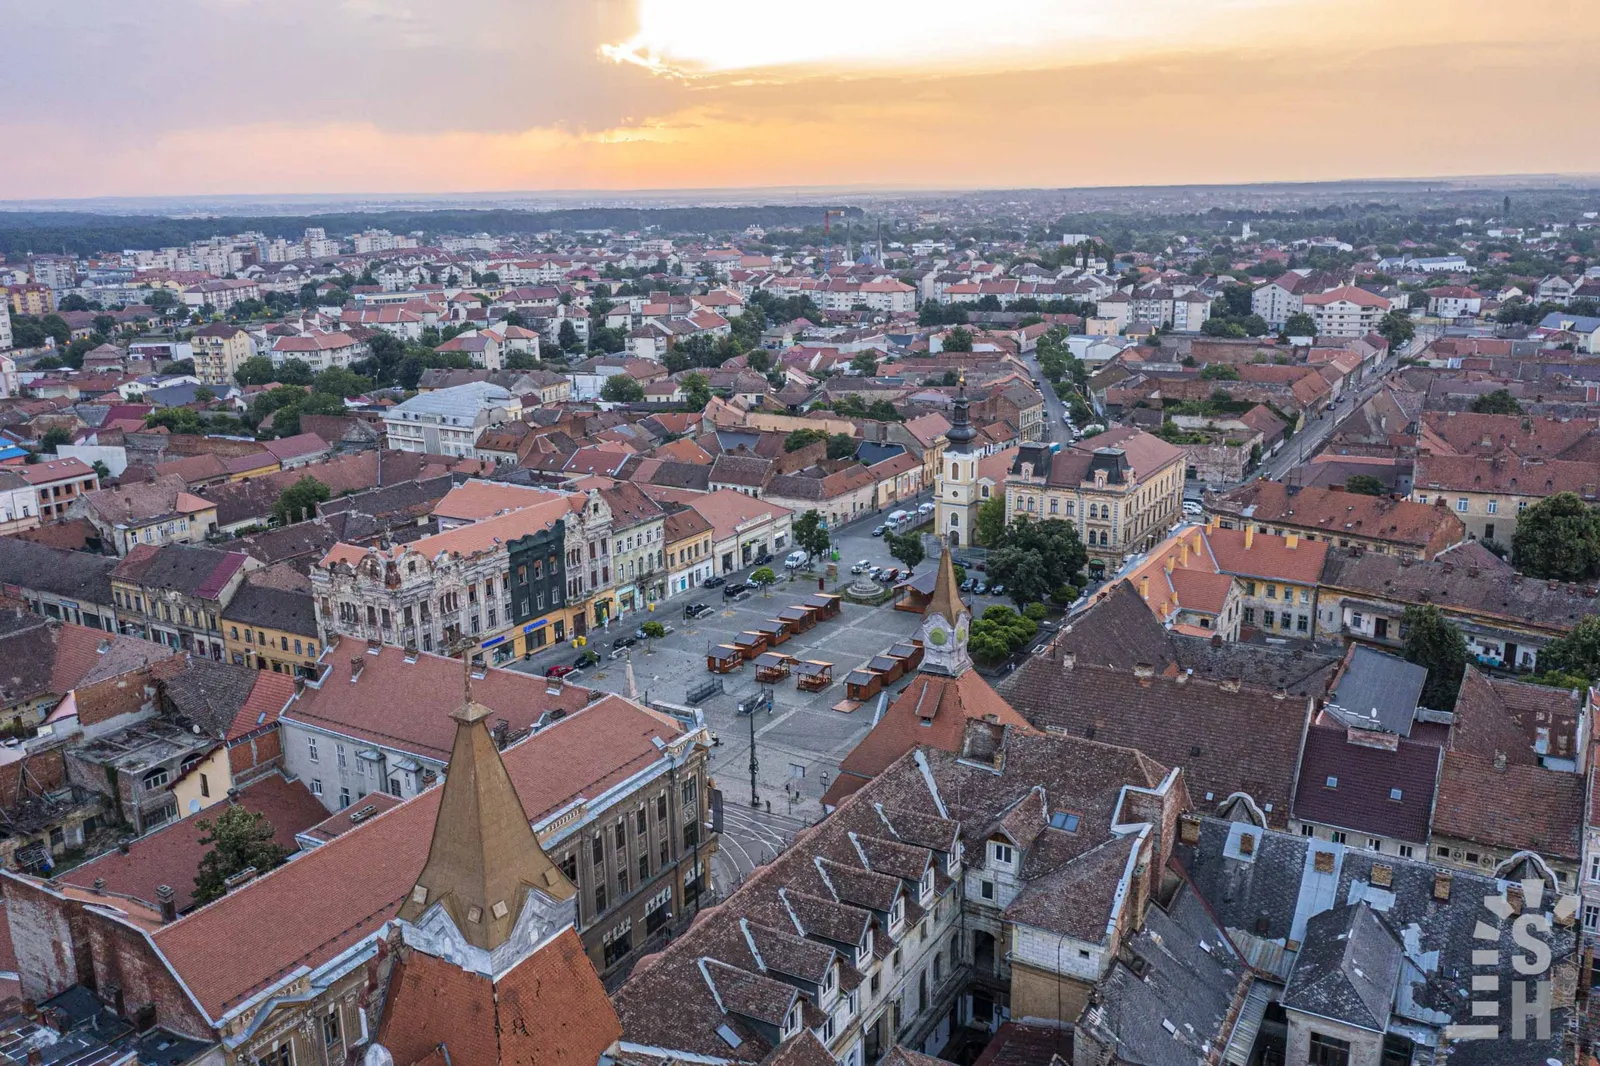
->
323, 1012, 341, 1048
257, 1045, 292, 1066
1300, 823, 1315, 837
307, 737, 319, 763
1398, 844, 1414, 859
1586, 904, 1600, 932
1263, 609, 1275, 628
1242, 607, 1255, 625
336, 744, 347, 769
1456, 498, 1469, 512
1296, 614, 1309, 633
1589, 854, 1600, 883
310, 779, 322, 797
142, 767, 169, 789
1309, 1033, 1351, 1066
1367, 838, 1381, 851
1330, 831, 1348, 845
989, 840, 1014, 867
339, 786, 350, 807
1487, 499, 1498, 514
889, 896, 905, 933
1265, 583, 1277, 599
1049, 811, 1080, 832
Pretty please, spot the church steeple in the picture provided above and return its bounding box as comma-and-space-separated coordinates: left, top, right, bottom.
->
397, 667, 575, 960
946, 369, 977, 453
919, 548, 971, 677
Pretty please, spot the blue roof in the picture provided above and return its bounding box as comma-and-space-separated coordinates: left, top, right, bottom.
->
1539, 311, 1600, 333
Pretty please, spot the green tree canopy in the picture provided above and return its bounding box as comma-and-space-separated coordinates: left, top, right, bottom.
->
1510, 492, 1600, 581
557, 319, 581, 353
885, 531, 925, 576
192, 805, 288, 907
968, 605, 1039, 664
792, 510, 831, 561
942, 327, 974, 352
785, 428, 827, 452
973, 496, 1008, 547
1401, 604, 1468, 710
601, 374, 645, 403
1377, 310, 1415, 349
850, 351, 879, 377
681, 371, 711, 410
826, 433, 857, 460
273, 475, 331, 525
1344, 474, 1388, 496
1282, 312, 1316, 336
1469, 389, 1522, 415
985, 517, 1088, 610
1534, 616, 1600, 685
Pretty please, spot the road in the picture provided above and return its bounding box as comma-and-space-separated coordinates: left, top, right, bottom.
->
711, 799, 809, 896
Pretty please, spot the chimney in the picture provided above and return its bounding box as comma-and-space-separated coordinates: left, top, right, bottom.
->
156, 884, 177, 923
1062, 652, 1076, 671
350, 656, 365, 681
1493, 750, 1508, 772
118, 838, 132, 855
1138, 575, 1150, 600
92, 878, 106, 894
1244, 525, 1254, 549
226, 787, 241, 805
223, 866, 259, 893
1285, 532, 1299, 550
1133, 662, 1155, 679
1218, 678, 1242, 693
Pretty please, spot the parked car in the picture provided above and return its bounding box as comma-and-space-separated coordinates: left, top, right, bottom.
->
611, 635, 638, 651
850, 560, 870, 574
702, 575, 726, 588
973, 580, 988, 595
916, 502, 935, 516
951, 556, 973, 569
784, 549, 810, 570
960, 577, 976, 592
1182, 500, 1204, 516
754, 551, 774, 566
722, 582, 748, 598
989, 583, 1005, 596
868, 565, 884, 579
881, 567, 901, 583
684, 603, 715, 620
544, 664, 576, 679
872, 524, 888, 537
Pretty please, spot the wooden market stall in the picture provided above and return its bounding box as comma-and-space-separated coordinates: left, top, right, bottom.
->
732, 631, 769, 661
804, 593, 843, 621
779, 605, 817, 634
794, 659, 834, 692
754, 652, 797, 684
868, 653, 906, 684
707, 645, 743, 674
844, 667, 884, 702
888, 640, 924, 672
756, 620, 791, 646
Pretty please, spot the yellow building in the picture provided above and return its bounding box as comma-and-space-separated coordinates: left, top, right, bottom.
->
1003, 427, 1185, 569
190, 323, 256, 386
222, 569, 322, 676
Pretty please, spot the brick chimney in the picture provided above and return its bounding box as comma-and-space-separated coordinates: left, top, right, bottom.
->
350, 656, 366, 681
1244, 525, 1254, 549
1285, 533, 1299, 550
156, 884, 177, 923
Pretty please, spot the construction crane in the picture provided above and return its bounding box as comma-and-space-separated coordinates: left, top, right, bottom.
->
822, 209, 846, 272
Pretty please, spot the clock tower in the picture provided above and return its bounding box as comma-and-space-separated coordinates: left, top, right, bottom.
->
919, 545, 971, 678
935, 370, 981, 548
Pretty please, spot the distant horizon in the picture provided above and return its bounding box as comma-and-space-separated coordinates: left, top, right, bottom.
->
2, 172, 1598, 219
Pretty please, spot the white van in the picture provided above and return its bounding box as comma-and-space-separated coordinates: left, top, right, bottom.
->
888, 509, 910, 524
784, 550, 810, 570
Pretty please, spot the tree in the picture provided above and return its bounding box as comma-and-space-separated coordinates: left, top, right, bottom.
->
312, 366, 371, 398
272, 475, 331, 525
973, 496, 1008, 548
639, 620, 666, 651
1534, 616, 1600, 685
601, 375, 645, 403
985, 516, 1088, 610
192, 805, 288, 907
943, 327, 974, 352
746, 349, 772, 374
1199, 364, 1240, 380
1344, 474, 1388, 496
785, 428, 827, 452
93, 314, 117, 336
968, 605, 1039, 664
850, 351, 879, 377
557, 319, 581, 353
826, 433, 857, 461
146, 288, 179, 311
1377, 310, 1415, 349
193, 386, 215, 403
792, 510, 831, 563
748, 567, 777, 597
1511, 492, 1600, 581
1401, 604, 1468, 710
681, 371, 711, 410
1282, 312, 1316, 337
885, 531, 925, 576
39, 427, 73, 452
1470, 389, 1522, 415
274, 359, 315, 386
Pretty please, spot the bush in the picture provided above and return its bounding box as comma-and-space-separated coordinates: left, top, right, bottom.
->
1022, 602, 1049, 622
1052, 584, 1081, 605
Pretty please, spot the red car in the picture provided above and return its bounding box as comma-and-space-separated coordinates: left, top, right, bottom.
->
545, 664, 576, 679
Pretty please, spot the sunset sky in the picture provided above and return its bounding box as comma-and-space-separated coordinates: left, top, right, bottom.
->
2, 0, 1595, 200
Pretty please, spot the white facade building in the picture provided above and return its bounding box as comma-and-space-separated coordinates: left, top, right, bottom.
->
383, 382, 518, 458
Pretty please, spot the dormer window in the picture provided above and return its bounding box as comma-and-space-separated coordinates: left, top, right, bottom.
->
855, 929, 873, 969
781, 1003, 802, 1039
919, 867, 934, 905
989, 840, 1015, 869
947, 840, 964, 875
822, 963, 838, 1001
889, 895, 906, 935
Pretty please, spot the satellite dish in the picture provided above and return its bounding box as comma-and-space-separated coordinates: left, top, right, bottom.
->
364, 1045, 394, 1066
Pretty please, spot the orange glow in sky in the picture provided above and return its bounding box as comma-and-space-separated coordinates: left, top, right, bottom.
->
0, 0, 1596, 199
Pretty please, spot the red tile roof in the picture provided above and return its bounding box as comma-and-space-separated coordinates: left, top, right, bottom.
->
62, 772, 328, 912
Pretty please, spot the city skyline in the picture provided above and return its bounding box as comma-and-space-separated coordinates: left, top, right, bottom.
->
4, 0, 1598, 200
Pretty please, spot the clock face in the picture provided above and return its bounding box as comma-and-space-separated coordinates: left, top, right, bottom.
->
929, 626, 948, 647
955, 624, 967, 644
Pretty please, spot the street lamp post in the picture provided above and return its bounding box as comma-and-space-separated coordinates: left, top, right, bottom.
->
748, 696, 760, 808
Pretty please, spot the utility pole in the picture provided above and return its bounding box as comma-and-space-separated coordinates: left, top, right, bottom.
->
748, 695, 760, 808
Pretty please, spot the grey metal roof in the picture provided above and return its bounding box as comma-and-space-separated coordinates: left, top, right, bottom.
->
0, 537, 117, 604
1282, 903, 1401, 1032
389, 382, 512, 421
1327, 645, 1427, 733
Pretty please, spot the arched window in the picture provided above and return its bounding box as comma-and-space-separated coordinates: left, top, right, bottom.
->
950, 463, 959, 481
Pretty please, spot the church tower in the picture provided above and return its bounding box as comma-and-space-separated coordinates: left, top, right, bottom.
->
918, 545, 972, 678
935, 370, 980, 548
374, 667, 621, 1066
